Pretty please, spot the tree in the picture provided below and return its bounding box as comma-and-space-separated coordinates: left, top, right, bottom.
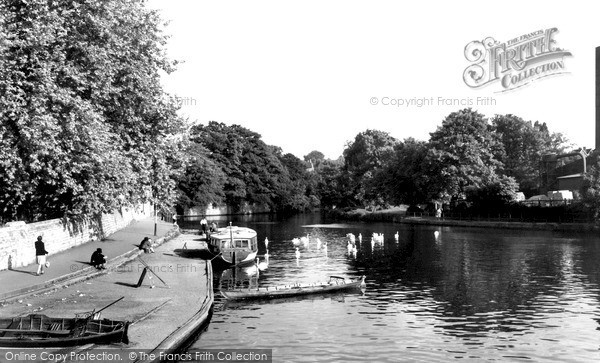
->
342, 129, 399, 206
304, 150, 325, 170
428, 109, 513, 202
492, 114, 570, 196
0, 0, 185, 221
279, 153, 320, 212
375, 138, 432, 206
190, 122, 311, 212
177, 144, 226, 211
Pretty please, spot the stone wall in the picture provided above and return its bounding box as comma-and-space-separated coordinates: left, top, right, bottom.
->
0, 204, 152, 271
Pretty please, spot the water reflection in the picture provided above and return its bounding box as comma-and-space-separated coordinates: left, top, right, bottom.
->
184, 214, 600, 362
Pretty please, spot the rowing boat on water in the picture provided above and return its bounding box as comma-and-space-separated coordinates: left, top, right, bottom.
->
0, 313, 129, 347
220, 275, 366, 300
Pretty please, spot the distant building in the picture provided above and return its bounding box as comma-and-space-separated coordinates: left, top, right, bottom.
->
540, 149, 590, 195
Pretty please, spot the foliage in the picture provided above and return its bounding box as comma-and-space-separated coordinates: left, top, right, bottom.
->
304, 150, 325, 170
0, 0, 185, 221
492, 115, 569, 197
315, 158, 351, 208
188, 122, 319, 213
177, 143, 226, 211
464, 176, 519, 213
342, 129, 399, 206
374, 138, 432, 206
428, 108, 507, 202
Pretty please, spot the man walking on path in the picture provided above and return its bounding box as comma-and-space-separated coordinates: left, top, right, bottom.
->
35, 236, 49, 275
200, 216, 208, 235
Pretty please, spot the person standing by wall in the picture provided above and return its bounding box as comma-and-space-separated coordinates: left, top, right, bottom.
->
200, 216, 208, 235
34, 236, 48, 275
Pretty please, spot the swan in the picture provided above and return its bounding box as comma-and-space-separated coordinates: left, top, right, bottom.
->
394, 231, 399, 240
346, 233, 355, 243
264, 237, 269, 248
323, 242, 328, 254
434, 231, 440, 239
255, 257, 268, 271
292, 238, 301, 246
300, 233, 309, 244
358, 233, 362, 242
316, 238, 322, 249
347, 241, 353, 253
295, 247, 300, 259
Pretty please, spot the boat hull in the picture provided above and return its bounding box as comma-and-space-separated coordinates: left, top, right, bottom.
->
221, 277, 366, 300
208, 247, 257, 268
0, 315, 129, 347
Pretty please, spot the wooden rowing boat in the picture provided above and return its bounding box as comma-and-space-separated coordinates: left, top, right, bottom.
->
0, 314, 129, 347
220, 275, 366, 300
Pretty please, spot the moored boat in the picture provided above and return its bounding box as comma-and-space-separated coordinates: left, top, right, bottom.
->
207, 224, 258, 267
0, 314, 129, 347
221, 275, 366, 300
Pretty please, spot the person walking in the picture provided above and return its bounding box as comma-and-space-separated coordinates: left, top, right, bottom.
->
200, 217, 208, 235
34, 236, 49, 276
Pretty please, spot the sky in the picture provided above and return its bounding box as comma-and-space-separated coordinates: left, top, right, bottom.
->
147, 0, 600, 160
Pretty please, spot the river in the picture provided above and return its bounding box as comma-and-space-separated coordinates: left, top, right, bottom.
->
180, 213, 600, 362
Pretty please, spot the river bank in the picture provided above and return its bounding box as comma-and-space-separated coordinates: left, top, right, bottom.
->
0, 233, 213, 363
324, 208, 600, 232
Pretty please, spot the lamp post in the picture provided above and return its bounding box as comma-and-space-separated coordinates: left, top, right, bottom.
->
154, 203, 157, 236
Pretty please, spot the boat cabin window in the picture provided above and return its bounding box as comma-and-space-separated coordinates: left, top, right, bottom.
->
235, 239, 249, 248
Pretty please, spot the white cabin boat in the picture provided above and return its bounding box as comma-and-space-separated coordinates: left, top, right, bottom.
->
207, 225, 258, 266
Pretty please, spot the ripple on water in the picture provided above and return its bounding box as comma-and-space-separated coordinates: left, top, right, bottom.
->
186, 216, 600, 362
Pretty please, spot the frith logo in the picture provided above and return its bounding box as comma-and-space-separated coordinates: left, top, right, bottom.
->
463, 28, 572, 91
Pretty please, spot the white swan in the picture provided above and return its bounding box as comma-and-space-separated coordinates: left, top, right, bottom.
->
264, 237, 269, 248
394, 231, 399, 240
300, 233, 310, 248
295, 247, 300, 259
316, 238, 322, 249
358, 233, 362, 242
255, 257, 268, 271
434, 231, 440, 239
292, 238, 301, 246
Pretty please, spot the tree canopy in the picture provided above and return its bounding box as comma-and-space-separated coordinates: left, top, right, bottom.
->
0, 0, 185, 221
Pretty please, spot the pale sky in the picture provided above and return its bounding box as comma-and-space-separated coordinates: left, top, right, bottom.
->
148, 0, 600, 159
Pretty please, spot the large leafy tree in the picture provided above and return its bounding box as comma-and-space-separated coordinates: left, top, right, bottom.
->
0, 0, 184, 221
279, 153, 320, 212
191, 122, 297, 212
375, 138, 433, 206
428, 108, 515, 202
342, 129, 398, 206
177, 143, 226, 211
492, 114, 568, 196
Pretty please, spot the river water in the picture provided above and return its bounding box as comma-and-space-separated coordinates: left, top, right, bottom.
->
181, 213, 600, 362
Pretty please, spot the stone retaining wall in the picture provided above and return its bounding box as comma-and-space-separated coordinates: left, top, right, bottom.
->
0, 204, 152, 271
